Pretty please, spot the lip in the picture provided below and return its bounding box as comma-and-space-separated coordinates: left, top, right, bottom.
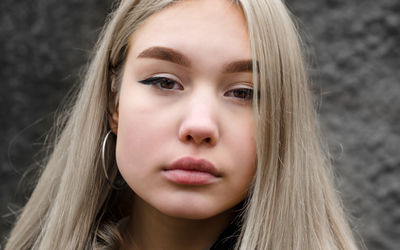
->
162, 157, 221, 185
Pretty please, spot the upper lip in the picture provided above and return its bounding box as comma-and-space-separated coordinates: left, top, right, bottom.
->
165, 157, 221, 177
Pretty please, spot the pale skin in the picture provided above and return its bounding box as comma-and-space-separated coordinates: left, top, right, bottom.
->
109, 0, 256, 249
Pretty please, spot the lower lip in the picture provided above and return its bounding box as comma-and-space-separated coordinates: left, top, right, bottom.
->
162, 169, 218, 185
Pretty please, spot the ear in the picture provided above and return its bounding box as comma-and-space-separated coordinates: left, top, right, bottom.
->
108, 92, 119, 135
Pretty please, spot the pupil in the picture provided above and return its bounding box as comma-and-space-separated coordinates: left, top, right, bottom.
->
235, 89, 252, 99
160, 79, 174, 89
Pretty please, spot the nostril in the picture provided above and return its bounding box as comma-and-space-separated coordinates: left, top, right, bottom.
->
184, 134, 213, 144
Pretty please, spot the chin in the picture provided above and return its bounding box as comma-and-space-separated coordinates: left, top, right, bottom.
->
163, 207, 221, 220
153, 198, 233, 220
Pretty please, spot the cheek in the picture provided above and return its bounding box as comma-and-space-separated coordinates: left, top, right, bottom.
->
223, 116, 257, 196
115, 113, 147, 183
235, 129, 256, 188
230, 115, 256, 165
114, 98, 173, 183
116, 116, 150, 166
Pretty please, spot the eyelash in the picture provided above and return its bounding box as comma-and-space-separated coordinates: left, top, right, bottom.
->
138, 76, 254, 101
224, 88, 253, 101
138, 76, 183, 90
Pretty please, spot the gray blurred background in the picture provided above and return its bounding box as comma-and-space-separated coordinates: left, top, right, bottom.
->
1, 0, 399, 249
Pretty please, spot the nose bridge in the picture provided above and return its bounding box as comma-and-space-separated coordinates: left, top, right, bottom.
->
188, 87, 215, 118
178, 86, 219, 145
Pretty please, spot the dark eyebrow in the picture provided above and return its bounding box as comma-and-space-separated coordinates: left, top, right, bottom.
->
137, 46, 253, 73
223, 60, 253, 73
137, 46, 191, 67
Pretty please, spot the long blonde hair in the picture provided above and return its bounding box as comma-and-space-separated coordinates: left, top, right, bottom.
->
5, 0, 359, 249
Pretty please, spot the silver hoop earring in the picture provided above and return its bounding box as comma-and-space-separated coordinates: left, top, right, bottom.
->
101, 130, 124, 189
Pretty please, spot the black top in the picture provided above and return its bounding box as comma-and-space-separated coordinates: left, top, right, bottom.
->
210, 216, 241, 250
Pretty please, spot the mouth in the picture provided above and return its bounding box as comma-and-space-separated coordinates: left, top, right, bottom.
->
162, 156, 221, 185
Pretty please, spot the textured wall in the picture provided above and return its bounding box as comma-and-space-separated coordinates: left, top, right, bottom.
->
285, 0, 400, 249
1, 0, 399, 249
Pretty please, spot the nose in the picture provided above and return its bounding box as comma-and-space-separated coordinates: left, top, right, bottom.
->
178, 94, 219, 146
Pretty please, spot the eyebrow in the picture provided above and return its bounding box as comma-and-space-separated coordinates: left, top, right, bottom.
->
223, 60, 253, 73
137, 46, 253, 73
137, 46, 191, 67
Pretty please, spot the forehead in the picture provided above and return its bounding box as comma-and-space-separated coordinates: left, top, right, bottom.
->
128, 0, 251, 64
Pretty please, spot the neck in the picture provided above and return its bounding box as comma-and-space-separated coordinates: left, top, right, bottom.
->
121, 196, 234, 250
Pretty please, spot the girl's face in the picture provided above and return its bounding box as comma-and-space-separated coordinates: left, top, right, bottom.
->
113, 0, 256, 220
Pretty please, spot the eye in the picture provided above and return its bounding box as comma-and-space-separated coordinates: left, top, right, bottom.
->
225, 88, 253, 101
138, 77, 183, 90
